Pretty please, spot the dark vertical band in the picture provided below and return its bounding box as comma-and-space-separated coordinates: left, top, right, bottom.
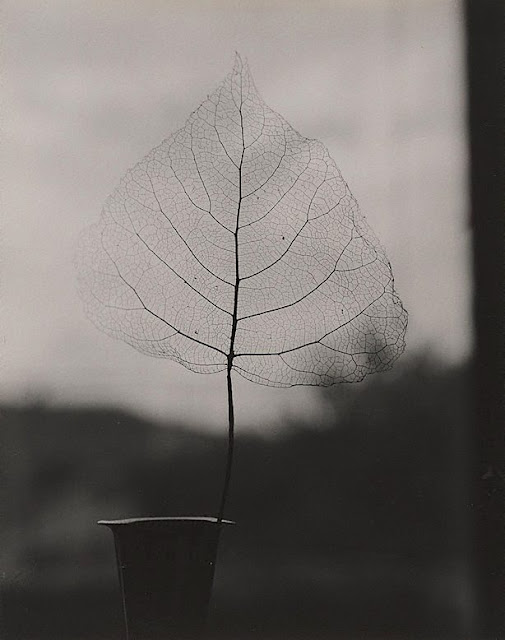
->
465, 0, 505, 636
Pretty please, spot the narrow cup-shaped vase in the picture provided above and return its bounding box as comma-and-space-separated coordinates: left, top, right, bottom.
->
99, 517, 233, 640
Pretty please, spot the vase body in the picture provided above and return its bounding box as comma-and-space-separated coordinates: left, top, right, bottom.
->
99, 517, 233, 640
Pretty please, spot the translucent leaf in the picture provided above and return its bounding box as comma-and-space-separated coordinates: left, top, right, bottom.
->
77, 55, 407, 388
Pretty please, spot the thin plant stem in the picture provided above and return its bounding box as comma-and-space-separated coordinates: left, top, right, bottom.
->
217, 361, 235, 524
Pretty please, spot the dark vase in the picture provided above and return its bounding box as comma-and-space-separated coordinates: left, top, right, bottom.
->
99, 517, 234, 640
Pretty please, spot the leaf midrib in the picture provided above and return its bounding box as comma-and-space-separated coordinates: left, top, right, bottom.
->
227, 81, 245, 368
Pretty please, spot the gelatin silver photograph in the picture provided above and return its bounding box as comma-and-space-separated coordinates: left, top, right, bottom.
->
1, 1, 503, 639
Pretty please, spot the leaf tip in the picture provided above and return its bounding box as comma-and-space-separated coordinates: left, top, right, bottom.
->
233, 51, 244, 72
231, 51, 255, 90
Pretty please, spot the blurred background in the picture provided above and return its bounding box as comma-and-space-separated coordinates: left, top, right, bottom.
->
1, 0, 481, 638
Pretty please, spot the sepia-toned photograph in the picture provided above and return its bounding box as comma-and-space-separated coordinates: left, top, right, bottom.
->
1, 1, 503, 638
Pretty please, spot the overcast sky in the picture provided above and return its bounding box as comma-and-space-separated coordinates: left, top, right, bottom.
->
2, 0, 470, 431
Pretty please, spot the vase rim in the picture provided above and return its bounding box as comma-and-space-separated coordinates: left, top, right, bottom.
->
97, 516, 235, 526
